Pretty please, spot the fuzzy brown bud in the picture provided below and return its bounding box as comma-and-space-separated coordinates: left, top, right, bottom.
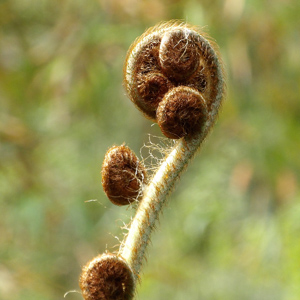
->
79, 254, 134, 300
157, 86, 208, 139
102, 145, 147, 206
136, 72, 174, 119
159, 29, 200, 81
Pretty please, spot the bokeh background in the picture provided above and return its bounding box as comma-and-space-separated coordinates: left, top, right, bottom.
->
1, 0, 300, 299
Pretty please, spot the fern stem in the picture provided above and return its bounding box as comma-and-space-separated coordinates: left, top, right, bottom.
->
120, 133, 203, 279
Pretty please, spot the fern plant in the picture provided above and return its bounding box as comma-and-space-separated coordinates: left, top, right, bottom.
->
78, 20, 225, 300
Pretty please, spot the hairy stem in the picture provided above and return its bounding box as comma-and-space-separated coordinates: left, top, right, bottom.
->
119, 132, 204, 280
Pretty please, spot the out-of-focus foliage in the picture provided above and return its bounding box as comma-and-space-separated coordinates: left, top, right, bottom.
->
0, 0, 299, 299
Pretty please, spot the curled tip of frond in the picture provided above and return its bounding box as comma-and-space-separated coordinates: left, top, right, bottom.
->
124, 20, 225, 138
79, 253, 135, 300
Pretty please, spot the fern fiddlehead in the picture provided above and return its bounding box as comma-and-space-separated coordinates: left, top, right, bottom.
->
79, 21, 225, 300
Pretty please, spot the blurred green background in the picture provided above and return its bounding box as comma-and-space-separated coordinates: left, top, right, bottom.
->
1, 0, 299, 299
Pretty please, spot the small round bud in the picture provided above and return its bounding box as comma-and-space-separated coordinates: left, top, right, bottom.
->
79, 253, 134, 300
156, 86, 208, 139
136, 72, 174, 119
159, 29, 200, 82
102, 145, 147, 206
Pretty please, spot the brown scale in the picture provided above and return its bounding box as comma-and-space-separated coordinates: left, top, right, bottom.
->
102, 145, 147, 206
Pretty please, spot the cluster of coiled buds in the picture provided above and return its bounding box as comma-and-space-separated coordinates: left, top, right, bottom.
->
79, 21, 225, 300
124, 22, 223, 139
